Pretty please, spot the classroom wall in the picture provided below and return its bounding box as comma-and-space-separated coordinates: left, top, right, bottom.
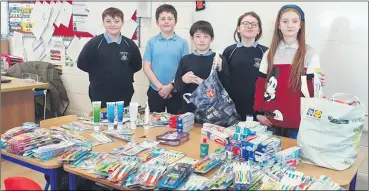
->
2, 2, 368, 188
60, 1, 195, 116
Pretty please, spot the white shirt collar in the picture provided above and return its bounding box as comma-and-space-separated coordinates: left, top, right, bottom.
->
278, 40, 299, 50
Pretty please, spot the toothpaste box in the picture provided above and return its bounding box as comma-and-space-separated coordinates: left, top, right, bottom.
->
276, 146, 301, 167
254, 137, 282, 163
249, 124, 267, 135
244, 134, 272, 161
201, 123, 230, 145
246, 134, 271, 151
180, 112, 195, 124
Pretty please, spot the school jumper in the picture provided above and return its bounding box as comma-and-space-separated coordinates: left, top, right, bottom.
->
77, 33, 142, 108
174, 50, 230, 114
223, 42, 268, 121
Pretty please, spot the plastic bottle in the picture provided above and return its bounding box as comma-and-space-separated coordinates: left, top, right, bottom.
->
200, 138, 209, 159
144, 102, 150, 125
246, 115, 253, 122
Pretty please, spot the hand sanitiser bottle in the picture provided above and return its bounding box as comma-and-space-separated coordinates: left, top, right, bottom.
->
200, 138, 209, 159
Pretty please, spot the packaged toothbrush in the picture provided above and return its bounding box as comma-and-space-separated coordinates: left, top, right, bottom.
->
203, 162, 234, 190
193, 148, 226, 174
94, 157, 120, 178
233, 161, 252, 190
121, 160, 167, 189
157, 163, 194, 190
78, 152, 108, 170
107, 156, 142, 183
177, 174, 208, 190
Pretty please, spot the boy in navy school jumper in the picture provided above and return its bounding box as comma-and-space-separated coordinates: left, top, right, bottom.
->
143, 4, 189, 114
77, 7, 142, 108
223, 12, 268, 121
174, 20, 230, 114
254, 4, 326, 139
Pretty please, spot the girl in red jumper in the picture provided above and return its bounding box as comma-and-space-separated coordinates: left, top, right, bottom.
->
254, 4, 325, 139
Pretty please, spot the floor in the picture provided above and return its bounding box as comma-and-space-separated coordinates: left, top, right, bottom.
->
1, 160, 46, 190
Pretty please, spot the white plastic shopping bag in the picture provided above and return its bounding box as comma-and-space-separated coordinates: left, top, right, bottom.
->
297, 93, 366, 170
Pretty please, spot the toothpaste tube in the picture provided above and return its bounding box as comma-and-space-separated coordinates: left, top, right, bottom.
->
116, 101, 124, 130
107, 102, 115, 131
314, 68, 323, 98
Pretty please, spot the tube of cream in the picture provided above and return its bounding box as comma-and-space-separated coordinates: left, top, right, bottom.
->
116, 101, 124, 130
314, 68, 323, 98
92, 101, 101, 131
107, 102, 115, 131
130, 102, 138, 129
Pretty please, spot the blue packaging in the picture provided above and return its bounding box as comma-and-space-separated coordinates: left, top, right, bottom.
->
107, 102, 115, 130
255, 137, 282, 163
176, 118, 183, 132
116, 101, 124, 123
100, 112, 107, 120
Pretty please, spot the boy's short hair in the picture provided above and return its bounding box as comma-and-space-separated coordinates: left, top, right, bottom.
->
189, 20, 214, 38
102, 7, 124, 21
155, 4, 177, 21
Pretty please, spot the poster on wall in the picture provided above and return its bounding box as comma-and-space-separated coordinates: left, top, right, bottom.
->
9, 2, 22, 32
72, 2, 89, 32
63, 39, 75, 67
49, 36, 65, 65
50, 50, 62, 61
21, 2, 34, 33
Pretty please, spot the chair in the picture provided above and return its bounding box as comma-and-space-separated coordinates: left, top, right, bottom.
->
34, 88, 48, 120
4, 177, 42, 190
22, 72, 49, 120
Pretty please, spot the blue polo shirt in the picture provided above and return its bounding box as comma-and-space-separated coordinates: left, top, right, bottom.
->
104, 32, 122, 44
143, 33, 189, 90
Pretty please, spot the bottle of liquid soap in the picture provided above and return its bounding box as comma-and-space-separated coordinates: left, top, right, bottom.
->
200, 138, 209, 159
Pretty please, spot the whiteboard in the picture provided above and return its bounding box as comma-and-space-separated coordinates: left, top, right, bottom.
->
194, 2, 368, 114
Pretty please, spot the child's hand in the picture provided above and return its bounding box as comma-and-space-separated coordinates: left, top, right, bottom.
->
213, 54, 222, 71
256, 115, 273, 126
182, 71, 202, 84
158, 84, 173, 99
319, 73, 326, 86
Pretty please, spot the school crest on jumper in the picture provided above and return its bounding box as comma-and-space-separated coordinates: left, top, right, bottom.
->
254, 58, 261, 68
120, 52, 128, 61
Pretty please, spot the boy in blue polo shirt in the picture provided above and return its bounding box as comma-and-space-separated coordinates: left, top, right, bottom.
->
143, 4, 189, 114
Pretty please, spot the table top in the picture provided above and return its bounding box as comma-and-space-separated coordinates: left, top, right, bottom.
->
1, 120, 365, 188
1, 77, 48, 93
64, 126, 365, 189
0, 125, 147, 169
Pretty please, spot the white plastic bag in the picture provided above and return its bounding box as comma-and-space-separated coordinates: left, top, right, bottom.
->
297, 93, 366, 170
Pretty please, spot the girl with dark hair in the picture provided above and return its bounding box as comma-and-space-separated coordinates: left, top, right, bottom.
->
222, 12, 268, 121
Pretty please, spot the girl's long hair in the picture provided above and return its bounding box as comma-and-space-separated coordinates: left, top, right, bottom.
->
267, 8, 306, 92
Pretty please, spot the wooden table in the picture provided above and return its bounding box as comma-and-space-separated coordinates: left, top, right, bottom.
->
1, 77, 48, 134
64, 126, 365, 191
1, 115, 364, 190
